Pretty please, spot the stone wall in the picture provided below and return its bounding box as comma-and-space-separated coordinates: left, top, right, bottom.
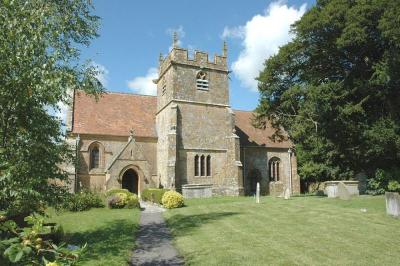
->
176, 103, 231, 149
241, 147, 300, 196
156, 45, 242, 196
69, 134, 157, 193
177, 149, 227, 186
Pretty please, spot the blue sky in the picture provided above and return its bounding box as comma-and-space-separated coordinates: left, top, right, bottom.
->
82, 0, 315, 111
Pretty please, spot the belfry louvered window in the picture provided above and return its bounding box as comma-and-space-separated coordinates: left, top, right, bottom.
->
196, 71, 209, 90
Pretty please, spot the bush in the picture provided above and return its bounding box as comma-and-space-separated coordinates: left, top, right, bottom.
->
107, 193, 128, 209
0, 214, 86, 265
106, 189, 140, 209
63, 190, 104, 212
141, 188, 169, 204
388, 180, 400, 193
105, 189, 131, 197
126, 194, 140, 209
161, 191, 184, 209
367, 168, 400, 194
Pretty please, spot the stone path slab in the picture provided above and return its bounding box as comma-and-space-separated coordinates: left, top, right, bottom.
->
130, 201, 184, 266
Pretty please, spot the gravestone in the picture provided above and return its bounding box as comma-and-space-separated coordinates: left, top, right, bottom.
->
284, 187, 290, 200
256, 182, 260, 203
182, 184, 212, 198
385, 192, 400, 218
337, 182, 351, 200
356, 172, 367, 194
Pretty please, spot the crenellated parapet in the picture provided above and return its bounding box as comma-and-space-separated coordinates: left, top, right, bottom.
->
159, 46, 228, 78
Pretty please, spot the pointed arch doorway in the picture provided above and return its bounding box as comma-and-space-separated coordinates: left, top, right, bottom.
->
121, 168, 139, 195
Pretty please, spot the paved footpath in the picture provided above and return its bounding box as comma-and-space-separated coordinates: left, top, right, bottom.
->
130, 201, 184, 266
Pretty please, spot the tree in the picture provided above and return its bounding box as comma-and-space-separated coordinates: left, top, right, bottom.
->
0, 0, 104, 216
256, 0, 400, 186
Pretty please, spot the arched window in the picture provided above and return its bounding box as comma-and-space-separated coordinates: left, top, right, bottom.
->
269, 157, 280, 181
194, 155, 199, 176
196, 71, 209, 90
206, 155, 211, 176
200, 155, 205, 176
90, 146, 100, 169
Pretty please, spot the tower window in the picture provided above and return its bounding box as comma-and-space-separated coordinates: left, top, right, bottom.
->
196, 71, 209, 90
162, 85, 166, 95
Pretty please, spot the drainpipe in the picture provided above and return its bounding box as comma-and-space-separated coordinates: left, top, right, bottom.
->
75, 134, 80, 193
242, 147, 246, 194
288, 148, 293, 194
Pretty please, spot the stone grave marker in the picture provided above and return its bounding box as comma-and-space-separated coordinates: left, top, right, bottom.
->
284, 187, 290, 200
256, 182, 260, 203
337, 182, 351, 200
385, 192, 400, 218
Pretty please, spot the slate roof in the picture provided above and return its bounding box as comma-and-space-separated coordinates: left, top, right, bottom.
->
71, 91, 292, 148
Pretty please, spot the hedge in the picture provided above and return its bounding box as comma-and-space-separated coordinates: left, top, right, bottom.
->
141, 188, 169, 204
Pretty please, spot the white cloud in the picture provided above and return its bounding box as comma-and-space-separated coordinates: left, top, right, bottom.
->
47, 101, 68, 123
226, 1, 306, 91
127, 67, 158, 96
56, 101, 68, 123
221, 26, 245, 39
92, 62, 109, 88
166, 25, 185, 39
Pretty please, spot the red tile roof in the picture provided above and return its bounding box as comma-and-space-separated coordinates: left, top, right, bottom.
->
234, 110, 293, 148
72, 91, 157, 137
71, 91, 292, 148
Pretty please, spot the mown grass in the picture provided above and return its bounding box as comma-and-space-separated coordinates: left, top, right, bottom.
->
164, 195, 400, 266
47, 208, 140, 266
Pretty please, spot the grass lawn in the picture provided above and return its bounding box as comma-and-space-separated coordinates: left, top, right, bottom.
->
164, 195, 400, 266
47, 208, 140, 266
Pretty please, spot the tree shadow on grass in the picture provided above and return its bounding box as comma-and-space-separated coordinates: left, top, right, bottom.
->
63, 219, 139, 264
166, 212, 239, 237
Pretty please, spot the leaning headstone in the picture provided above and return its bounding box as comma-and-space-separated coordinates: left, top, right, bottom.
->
337, 182, 351, 200
385, 192, 400, 218
284, 187, 290, 200
256, 182, 260, 203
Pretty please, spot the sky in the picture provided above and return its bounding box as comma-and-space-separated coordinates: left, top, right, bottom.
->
82, 0, 315, 111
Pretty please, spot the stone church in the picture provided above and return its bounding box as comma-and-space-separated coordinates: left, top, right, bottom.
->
65, 39, 300, 198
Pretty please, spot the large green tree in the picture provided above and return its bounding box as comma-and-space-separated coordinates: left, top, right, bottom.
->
0, 0, 103, 216
256, 0, 400, 186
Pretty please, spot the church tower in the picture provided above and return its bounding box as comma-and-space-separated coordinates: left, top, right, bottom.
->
155, 34, 243, 196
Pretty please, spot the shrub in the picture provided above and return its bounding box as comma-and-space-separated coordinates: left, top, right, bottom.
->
107, 193, 128, 209
161, 191, 184, 209
0, 214, 86, 265
105, 189, 131, 197
106, 189, 140, 209
367, 168, 400, 194
388, 180, 400, 193
63, 190, 104, 212
126, 194, 140, 209
141, 188, 169, 204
